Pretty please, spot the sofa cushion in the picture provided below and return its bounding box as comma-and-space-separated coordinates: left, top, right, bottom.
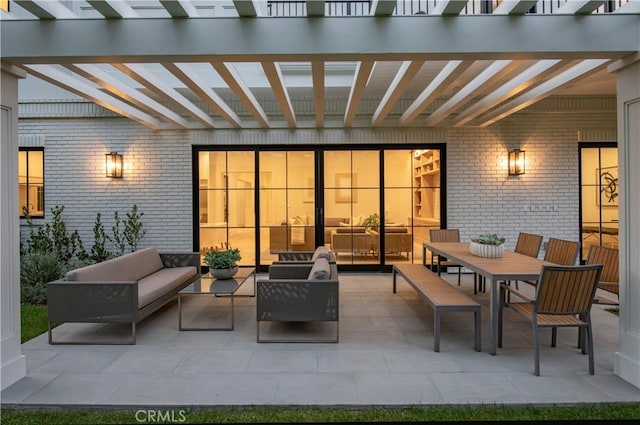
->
138, 266, 198, 308
66, 247, 164, 282
311, 246, 331, 261
336, 227, 366, 233
308, 258, 331, 280
385, 227, 408, 233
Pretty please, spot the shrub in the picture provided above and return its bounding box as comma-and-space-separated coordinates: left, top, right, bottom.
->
20, 251, 66, 305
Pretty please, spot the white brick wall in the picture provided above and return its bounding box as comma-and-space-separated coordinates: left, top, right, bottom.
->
18, 97, 616, 258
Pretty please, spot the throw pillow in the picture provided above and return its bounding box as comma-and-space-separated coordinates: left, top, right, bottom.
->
311, 246, 331, 261
308, 258, 330, 280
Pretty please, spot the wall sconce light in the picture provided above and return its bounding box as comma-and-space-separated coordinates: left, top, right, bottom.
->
105, 152, 123, 178
508, 149, 525, 176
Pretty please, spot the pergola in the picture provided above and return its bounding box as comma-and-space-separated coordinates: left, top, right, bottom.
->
1, 0, 639, 390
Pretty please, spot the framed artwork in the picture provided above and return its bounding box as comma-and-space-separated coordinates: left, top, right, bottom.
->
335, 173, 356, 203
597, 166, 619, 206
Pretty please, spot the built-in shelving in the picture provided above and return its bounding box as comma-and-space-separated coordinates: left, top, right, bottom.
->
413, 150, 440, 220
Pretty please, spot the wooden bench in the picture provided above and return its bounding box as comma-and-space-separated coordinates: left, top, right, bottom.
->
393, 264, 481, 352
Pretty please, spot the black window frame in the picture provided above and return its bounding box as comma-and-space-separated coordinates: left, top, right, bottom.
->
19, 147, 45, 219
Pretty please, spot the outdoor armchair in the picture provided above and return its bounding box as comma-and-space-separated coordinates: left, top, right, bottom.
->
586, 244, 619, 305
428, 229, 463, 287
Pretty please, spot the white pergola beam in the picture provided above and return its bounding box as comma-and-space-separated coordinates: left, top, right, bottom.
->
452, 59, 570, 127
65, 64, 195, 129
114, 63, 216, 128
400, 60, 473, 125
372, 61, 423, 126
344, 61, 374, 127
13, 0, 76, 19
424, 60, 515, 126
23, 64, 167, 129
164, 63, 242, 128
430, 0, 468, 15
370, 0, 396, 16
311, 61, 325, 127
211, 61, 270, 128
306, 0, 325, 16
233, 0, 257, 17
478, 59, 610, 127
262, 61, 297, 128
3, 16, 638, 62
557, 0, 606, 14
159, 0, 199, 18
86, 0, 138, 18
493, 1, 537, 15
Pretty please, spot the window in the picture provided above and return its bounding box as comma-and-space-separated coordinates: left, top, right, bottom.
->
19, 148, 44, 217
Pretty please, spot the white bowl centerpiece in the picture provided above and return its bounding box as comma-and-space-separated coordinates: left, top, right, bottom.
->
203, 243, 241, 279
469, 234, 506, 258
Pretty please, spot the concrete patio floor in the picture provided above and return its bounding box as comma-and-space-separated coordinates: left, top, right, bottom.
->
2, 272, 638, 408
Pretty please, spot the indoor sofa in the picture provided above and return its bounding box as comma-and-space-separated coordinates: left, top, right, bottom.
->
47, 247, 200, 344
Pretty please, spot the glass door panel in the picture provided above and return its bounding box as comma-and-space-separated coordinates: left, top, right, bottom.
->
198, 151, 255, 266
258, 151, 315, 265
324, 150, 379, 265
580, 145, 618, 260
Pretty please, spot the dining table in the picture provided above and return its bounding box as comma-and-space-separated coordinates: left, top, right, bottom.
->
422, 241, 550, 355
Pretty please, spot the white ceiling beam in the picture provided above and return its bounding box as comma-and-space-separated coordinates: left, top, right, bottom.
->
211, 61, 270, 128
492, 1, 537, 15
424, 60, 516, 126
233, 0, 257, 17
452, 59, 571, 127
114, 63, 216, 128
371, 61, 423, 126
23, 64, 167, 129
399, 60, 473, 125
13, 0, 76, 19
478, 59, 610, 127
556, 0, 606, 14
370, 0, 396, 16
159, 0, 199, 18
86, 0, 138, 18
311, 61, 325, 127
262, 61, 296, 128
430, 0, 468, 15
65, 64, 195, 129
344, 61, 374, 127
164, 63, 242, 128
306, 0, 325, 17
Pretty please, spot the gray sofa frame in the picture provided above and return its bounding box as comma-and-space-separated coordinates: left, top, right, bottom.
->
256, 262, 339, 343
47, 252, 200, 345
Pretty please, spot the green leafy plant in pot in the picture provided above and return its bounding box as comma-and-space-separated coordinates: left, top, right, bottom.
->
363, 213, 380, 232
470, 233, 505, 258
203, 243, 241, 279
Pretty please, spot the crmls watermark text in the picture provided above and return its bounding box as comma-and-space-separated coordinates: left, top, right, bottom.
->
135, 409, 187, 423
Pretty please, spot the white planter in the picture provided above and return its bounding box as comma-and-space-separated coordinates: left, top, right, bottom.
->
469, 241, 504, 258
210, 266, 239, 280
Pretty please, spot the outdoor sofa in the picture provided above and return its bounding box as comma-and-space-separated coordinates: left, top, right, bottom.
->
47, 247, 200, 344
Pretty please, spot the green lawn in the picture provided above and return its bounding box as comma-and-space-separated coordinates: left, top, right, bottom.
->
20, 304, 50, 343
2, 404, 640, 424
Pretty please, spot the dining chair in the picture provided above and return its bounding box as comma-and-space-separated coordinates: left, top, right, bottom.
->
518, 237, 579, 289
428, 229, 462, 287
502, 232, 544, 297
586, 244, 619, 306
498, 264, 603, 376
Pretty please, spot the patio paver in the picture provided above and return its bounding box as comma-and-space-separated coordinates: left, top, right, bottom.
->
2, 273, 638, 407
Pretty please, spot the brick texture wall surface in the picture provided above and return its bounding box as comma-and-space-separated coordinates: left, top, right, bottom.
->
18, 99, 616, 258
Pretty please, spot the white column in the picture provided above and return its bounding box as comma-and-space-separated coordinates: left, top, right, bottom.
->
1, 64, 27, 390
613, 57, 640, 389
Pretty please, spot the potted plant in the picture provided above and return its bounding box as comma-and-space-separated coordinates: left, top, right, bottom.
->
203, 243, 242, 279
469, 233, 506, 258
362, 213, 380, 232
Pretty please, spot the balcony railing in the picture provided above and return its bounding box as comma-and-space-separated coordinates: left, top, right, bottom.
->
267, 0, 631, 17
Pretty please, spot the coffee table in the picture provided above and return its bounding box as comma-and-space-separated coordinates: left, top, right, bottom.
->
178, 267, 256, 331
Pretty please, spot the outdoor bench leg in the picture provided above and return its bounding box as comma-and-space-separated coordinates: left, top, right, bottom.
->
433, 309, 441, 352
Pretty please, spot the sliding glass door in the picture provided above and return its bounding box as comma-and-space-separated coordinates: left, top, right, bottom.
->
194, 145, 445, 271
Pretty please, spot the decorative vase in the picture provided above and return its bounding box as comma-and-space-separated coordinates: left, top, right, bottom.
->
469, 241, 504, 258
210, 266, 239, 280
